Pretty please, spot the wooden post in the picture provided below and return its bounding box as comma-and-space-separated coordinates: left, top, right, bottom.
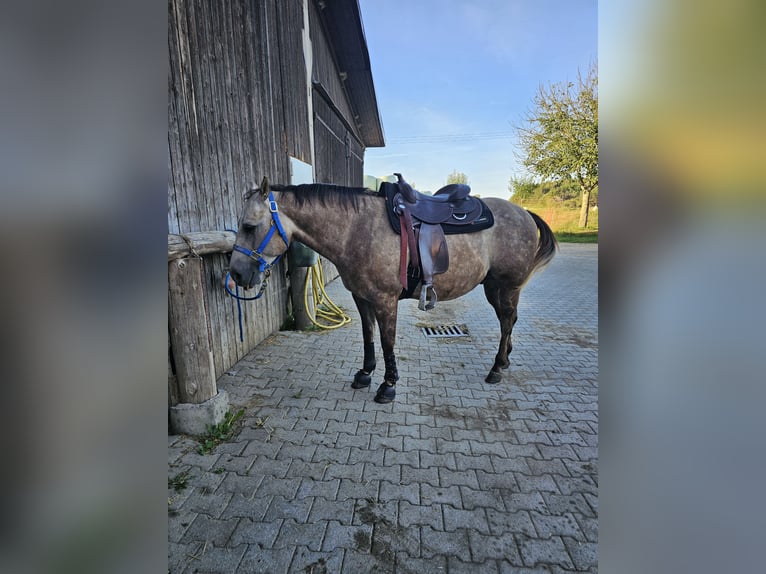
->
168, 258, 217, 404
290, 266, 315, 330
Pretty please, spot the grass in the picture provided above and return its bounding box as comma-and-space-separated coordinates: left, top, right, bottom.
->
554, 231, 599, 243
168, 471, 190, 492
197, 408, 245, 454
516, 203, 598, 243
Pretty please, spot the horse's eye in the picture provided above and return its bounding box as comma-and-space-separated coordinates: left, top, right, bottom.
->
242, 223, 256, 233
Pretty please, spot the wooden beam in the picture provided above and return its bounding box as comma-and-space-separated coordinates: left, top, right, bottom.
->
168, 231, 237, 261
168, 258, 217, 404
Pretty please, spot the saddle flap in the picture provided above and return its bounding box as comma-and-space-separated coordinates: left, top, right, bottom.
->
418, 223, 449, 278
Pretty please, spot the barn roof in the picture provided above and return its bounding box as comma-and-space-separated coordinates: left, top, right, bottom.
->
316, 0, 385, 148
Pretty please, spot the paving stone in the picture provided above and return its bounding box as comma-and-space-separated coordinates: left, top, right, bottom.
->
486, 509, 537, 538
264, 495, 313, 522
439, 468, 479, 489
379, 480, 419, 505
574, 514, 599, 543
401, 465, 438, 486
419, 424, 454, 441
348, 446, 385, 466
459, 486, 504, 511
185, 490, 234, 519
476, 469, 519, 491
394, 552, 447, 573
309, 497, 356, 525
168, 508, 196, 544
322, 521, 373, 552
220, 493, 272, 521
398, 500, 443, 530
179, 513, 240, 548
541, 493, 595, 518
289, 547, 345, 573
383, 448, 420, 468
337, 478, 380, 502
453, 453, 494, 473
236, 545, 294, 573
420, 483, 462, 508
530, 511, 585, 541
256, 476, 302, 499
490, 455, 532, 474
274, 520, 327, 552
342, 549, 394, 573
217, 471, 263, 495
516, 474, 561, 494
229, 518, 282, 548
443, 506, 490, 535
178, 542, 246, 573
250, 455, 291, 479
517, 535, 575, 570
363, 463, 401, 484
498, 564, 553, 574
467, 529, 522, 565
563, 536, 598, 571
402, 438, 437, 453
501, 492, 548, 514
420, 526, 470, 562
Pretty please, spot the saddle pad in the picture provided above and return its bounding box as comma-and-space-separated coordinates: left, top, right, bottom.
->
381, 182, 495, 235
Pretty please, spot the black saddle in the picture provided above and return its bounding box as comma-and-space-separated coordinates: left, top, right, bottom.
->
392, 173, 481, 224
381, 178, 494, 235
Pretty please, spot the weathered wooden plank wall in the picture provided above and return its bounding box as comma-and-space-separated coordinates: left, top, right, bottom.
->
168, 0, 371, 390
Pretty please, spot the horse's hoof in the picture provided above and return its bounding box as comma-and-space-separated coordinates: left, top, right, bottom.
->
351, 370, 372, 389
374, 383, 396, 404
485, 371, 502, 384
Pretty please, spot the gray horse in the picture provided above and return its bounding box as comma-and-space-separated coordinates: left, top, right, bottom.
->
230, 177, 557, 404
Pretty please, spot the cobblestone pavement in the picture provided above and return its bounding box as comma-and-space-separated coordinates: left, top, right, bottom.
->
169, 243, 598, 573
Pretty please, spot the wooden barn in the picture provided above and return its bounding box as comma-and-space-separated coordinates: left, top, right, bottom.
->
167, 0, 384, 432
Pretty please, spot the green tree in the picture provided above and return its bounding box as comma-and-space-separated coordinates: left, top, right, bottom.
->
517, 63, 598, 227
446, 170, 469, 185
508, 176, 539, 203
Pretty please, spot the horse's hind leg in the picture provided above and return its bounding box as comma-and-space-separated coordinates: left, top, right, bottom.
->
483, 282, 521, 384
351, 294, 377, 389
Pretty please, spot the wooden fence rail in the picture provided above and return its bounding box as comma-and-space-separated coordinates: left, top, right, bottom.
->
168, 231, 236, 261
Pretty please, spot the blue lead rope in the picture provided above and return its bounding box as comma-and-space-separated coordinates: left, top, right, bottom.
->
224, 230, 246, 342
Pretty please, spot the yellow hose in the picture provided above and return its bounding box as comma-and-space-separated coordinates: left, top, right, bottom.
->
302, 259, 352, 329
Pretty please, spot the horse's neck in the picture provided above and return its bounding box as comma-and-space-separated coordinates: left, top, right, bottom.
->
278, 192, 371, 263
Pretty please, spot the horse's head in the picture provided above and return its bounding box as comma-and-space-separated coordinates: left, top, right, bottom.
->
229, 177, 290, 293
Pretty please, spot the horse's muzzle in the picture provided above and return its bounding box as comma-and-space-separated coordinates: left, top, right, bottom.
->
229, 263, 258, 290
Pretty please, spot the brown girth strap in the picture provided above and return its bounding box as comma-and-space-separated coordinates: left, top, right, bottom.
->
398, 209, 419, 289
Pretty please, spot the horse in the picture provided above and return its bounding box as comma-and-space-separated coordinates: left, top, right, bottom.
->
229, 177, 557, 404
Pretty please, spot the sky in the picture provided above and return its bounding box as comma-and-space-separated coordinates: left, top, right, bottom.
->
357, 0, 597, 199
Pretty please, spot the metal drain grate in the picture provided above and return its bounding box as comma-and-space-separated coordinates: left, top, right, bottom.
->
421, 324, 469, 338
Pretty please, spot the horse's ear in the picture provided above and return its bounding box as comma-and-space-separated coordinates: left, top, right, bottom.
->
260, 176, 270, 199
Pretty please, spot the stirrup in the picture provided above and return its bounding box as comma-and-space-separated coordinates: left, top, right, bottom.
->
418, 284, 437, 311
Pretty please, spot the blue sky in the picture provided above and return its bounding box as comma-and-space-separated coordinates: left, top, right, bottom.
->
358, 0, 597, 199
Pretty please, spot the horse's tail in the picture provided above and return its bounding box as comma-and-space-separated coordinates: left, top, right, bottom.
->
527, 210, 558, 273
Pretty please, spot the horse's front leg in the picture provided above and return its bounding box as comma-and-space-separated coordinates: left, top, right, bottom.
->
373, 298, 399, 404
351, 294, 377, 389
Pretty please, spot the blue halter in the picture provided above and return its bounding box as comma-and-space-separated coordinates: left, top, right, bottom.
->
226, 191, 289, 301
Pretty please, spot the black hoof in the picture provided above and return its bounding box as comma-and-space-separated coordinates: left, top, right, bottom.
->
374, 382, 396, 404
351, 370, 372, 389
485, 371, 502, 384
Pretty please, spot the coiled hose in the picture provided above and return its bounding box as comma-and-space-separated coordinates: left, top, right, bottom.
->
303, 259, 351, 329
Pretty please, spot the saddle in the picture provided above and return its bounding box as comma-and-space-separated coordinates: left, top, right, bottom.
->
381, 173, 494, 310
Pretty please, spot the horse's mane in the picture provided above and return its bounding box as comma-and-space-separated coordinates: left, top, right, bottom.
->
266, 183, 380, 211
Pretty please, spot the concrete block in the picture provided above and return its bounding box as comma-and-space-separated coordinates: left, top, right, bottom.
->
169, 389, 229, 436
